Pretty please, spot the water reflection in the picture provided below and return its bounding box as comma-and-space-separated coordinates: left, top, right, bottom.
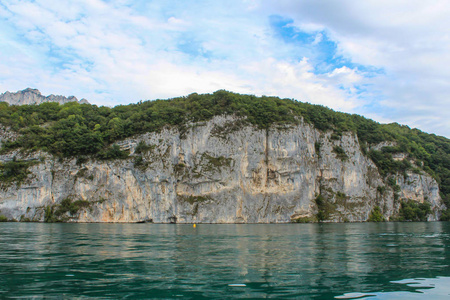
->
0, 222, 449, 298
337, 277, 450, 299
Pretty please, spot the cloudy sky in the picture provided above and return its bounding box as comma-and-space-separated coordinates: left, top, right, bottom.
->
0, 0, 449, 137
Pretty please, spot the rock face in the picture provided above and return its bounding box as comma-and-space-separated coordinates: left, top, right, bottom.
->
0, 88, 89, 105
0, 115, 443, 223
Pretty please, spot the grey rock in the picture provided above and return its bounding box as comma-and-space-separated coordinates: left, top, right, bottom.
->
0, 115, 443, 223
0, 88, 89, 105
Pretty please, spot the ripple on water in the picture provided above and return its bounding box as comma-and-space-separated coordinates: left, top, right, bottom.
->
336, 277, 450, 299
0, 222, 449, 298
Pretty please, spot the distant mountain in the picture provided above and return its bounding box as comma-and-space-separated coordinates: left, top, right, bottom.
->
0, 88, 89, 105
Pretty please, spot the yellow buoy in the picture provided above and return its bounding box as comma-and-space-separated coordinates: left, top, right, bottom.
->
193, 224, 196, 228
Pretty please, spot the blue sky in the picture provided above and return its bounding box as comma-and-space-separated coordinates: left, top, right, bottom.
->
0, 0, 449, 137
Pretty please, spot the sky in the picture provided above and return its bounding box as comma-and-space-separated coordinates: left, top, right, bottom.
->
0, 0, 449, 137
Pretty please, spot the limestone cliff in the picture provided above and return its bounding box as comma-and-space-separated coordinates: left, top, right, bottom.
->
0, 115, 443, 223
0, 88, 89, 105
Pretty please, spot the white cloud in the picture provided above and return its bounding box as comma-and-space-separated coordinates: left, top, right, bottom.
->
259, 0, 450, 136
0, 0, 449, 137
238, 58, 363, 113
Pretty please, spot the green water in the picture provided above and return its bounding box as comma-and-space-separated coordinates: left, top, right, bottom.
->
1, 222, 449, 299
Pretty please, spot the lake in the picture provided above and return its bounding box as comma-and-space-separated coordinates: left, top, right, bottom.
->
1, 222, 449, 299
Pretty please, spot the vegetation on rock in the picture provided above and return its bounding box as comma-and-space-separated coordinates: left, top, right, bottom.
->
440, 194, 450, 221
315, 194, 336, 222
332, 146, 349, 161
134, 141, 154, 154
97, 144, 129, 160
0, 90, 448, 218
178, 195, 211, 205
0, 158, 37, 189
44, 198, 91, 223
368, 206, 385, 222
395, 200, 431, 222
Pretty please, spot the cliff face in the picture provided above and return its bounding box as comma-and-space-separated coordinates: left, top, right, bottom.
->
0, 88, 89, 105
0, 115, 443, 223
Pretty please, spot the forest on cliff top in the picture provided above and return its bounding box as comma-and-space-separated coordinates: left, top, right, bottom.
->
0, 90, 449, 218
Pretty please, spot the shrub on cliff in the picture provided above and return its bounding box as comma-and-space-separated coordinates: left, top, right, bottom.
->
97, 144, 129, 160
315, 194, 336, 221
0, 159, 37, 188
332, 146, 348, 161
440, 194, 450, 221
44, 198, 91, 223
368, 206, 385, 222
398, 200, 431, 221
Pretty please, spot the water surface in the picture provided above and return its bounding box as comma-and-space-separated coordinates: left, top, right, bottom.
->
1, 222, 449, 299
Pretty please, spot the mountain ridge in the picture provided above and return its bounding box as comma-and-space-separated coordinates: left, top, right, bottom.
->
0, 88, 89, 106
